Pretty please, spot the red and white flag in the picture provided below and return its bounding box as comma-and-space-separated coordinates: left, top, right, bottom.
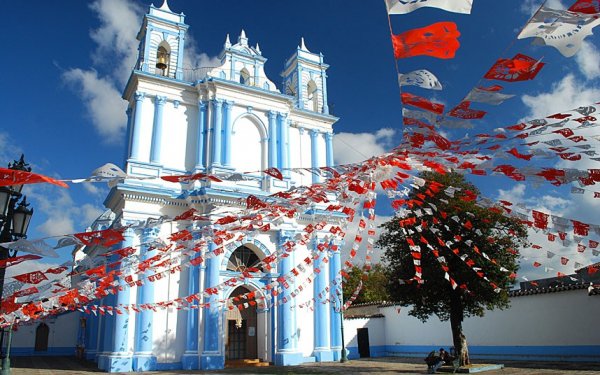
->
385, 0, 473, 15
518, 7, 600, 57
398, 69, 443, 90
13, 271, 48, 285
484, 53, 544, 82
392, 22, 461, 60
569, 0, 600, 14
401, 92, 445, 114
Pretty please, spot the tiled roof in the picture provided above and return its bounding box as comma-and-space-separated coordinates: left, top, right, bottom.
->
345, 284, 599, 319
344, 314, 384, 320
346, 300, 400, 308
345, 301, 401, 318
509, 282, 597, 297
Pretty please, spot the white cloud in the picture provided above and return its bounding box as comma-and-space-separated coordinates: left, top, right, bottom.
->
575, 40, 600, 80
520, 0, 565, 15
0, 132, 23, 166
333, 128, 397, 165
24, 186, 104, 238
38, 216, 76, 237
497, 183, 570, 216
183, 33, 222, 70
497, 184, 527, 203
82, 203, 104, 224
82, 182, 105, 198
521, 74, 600, 120
539, 195, 570, 213
63, 68, 127, 143
62, 0, 142, 143
64, 0, 219, 143
88, 0, 144, 85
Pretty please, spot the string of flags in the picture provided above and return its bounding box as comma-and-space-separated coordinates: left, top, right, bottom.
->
0, 0, 598, 327
388, 0, 600, 130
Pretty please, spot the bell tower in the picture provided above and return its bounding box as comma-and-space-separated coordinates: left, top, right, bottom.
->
136, 0, 188, 80
282, 38, 330, 114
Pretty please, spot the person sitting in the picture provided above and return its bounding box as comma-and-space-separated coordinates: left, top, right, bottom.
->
444, 348, 460, 372
424, 349, 445, 374
441, 348, 454, 364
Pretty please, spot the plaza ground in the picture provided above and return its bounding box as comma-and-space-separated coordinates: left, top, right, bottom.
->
9, 356, 600, 375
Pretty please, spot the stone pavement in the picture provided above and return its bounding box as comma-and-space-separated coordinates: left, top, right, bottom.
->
9, 356, 600, 375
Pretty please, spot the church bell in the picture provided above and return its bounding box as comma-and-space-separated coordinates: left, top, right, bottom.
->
156, 50, 168, 70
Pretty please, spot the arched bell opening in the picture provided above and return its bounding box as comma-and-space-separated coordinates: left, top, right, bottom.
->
155, 41, 172, 77
307, 79, 319, 112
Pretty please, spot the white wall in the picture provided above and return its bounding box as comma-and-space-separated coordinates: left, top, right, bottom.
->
344, 317, 386, 348
344, 289, 600, 361
380, 305, 452, 347
12, 311, 80, 355
464, 291, 600, 346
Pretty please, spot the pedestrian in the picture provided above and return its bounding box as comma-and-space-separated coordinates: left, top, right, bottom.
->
424, 348, 445, 374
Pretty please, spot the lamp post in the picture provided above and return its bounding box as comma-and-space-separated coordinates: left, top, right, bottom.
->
0, 155, 34, 375
339, 300, 348, 363
336, 286, 348, 363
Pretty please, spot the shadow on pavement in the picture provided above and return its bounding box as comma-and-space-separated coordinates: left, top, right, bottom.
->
11, 356, 101, 372
6, 356, 600, 374
501, 360, 600, 372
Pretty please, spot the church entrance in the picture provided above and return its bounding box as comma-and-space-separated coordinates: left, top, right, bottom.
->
225, 286, 258, 361
223, 244, 270, 364
226, 319, 247, 359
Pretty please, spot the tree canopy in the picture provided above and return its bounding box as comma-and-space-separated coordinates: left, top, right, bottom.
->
377, 171, 528, 364
343, 263, 390, 304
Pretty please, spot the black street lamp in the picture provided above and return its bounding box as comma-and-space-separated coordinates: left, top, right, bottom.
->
0, 155, 34, 375
339, 294, 348, 363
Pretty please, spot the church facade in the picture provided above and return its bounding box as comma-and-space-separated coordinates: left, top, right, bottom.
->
83, 1, 340, 372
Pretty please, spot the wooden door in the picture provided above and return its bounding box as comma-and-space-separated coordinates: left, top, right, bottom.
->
227, 320, 247, 360
35, 323, 49, 352
357, 328, 370, 358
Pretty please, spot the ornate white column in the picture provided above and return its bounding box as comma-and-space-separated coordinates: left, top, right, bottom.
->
130, 92, 146, 161
150, 96, 167, 164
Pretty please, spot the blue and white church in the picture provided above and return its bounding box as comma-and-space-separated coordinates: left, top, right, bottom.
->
82, 1, 340, 372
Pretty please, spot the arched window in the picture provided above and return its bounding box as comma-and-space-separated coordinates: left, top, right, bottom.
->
227, 246, 263, 272
230, 116, 265, 174
35, 323, 49, 351
156, 42, 171, 77
307, 80, 319, 112
240, 68, 251, 85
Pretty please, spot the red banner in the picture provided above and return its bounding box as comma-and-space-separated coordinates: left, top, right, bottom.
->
0, 168, 68, 188
484, 53, 545, 82
401, 93, 445, 114
392, 22, 460, 59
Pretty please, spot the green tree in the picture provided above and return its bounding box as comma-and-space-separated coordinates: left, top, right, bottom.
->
343, 263, 390, 304
377, 172, 527, 365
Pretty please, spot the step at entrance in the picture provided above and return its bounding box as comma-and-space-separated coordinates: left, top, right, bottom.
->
225, 359, 270, 368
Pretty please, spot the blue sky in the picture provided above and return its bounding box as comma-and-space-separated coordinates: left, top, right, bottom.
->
2, 0, 600, 280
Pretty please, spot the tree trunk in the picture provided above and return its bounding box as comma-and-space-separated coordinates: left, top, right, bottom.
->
449, 292, 470, 366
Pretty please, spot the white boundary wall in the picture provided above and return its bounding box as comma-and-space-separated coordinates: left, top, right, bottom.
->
344, 289, 600, 362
